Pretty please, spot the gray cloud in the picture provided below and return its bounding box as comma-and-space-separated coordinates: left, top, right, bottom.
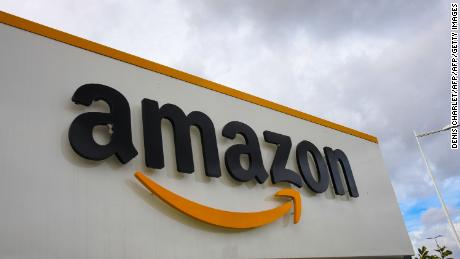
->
183, 0, 442, 43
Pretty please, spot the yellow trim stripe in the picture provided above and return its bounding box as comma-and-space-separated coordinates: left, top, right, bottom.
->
0, 11, 378, 143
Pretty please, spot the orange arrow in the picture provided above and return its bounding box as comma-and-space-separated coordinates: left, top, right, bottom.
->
134, 172, 301, 229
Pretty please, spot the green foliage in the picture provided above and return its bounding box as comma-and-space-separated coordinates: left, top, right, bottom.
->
434, 245, 453, 259
415, 245, 453, 259
417, 246, 435, 259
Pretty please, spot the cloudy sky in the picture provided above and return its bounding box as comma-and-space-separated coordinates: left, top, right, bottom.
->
2, 0, 459, 256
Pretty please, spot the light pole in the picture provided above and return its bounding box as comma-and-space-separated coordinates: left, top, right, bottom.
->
427, 234, 443, 247
414, 124, 460, 251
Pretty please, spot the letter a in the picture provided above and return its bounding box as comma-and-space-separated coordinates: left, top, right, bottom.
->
68, 84, 138, 163
222, 121, 268, 183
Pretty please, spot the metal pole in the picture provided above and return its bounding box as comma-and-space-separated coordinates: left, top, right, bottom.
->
427, 235, 443, 247
434, 237, 440, 248
414, 131, 460, 250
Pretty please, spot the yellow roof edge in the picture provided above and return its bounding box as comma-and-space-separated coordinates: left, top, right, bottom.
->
0, 10, 378, 144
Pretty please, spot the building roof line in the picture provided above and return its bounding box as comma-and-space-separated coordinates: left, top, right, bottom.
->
0, 11, 378, 143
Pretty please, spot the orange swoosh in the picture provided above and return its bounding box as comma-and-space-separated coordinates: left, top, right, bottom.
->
135, 172, 301, 229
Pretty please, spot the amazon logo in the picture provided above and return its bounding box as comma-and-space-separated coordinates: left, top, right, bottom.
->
68, 84, 359, 229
